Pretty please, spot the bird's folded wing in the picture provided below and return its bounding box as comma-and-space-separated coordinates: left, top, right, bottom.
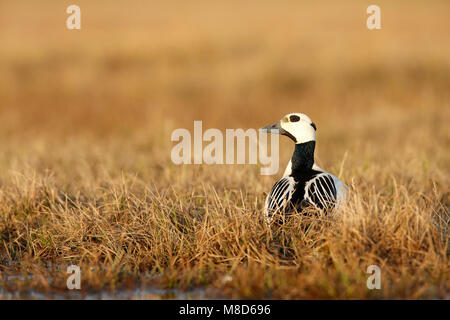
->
304, 173, 337, 211
264, 176, 295, 215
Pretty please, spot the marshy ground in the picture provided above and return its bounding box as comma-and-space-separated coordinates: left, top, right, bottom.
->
0, 0, 449, 299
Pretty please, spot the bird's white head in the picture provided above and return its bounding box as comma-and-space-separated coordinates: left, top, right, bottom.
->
260, 113, 316, 144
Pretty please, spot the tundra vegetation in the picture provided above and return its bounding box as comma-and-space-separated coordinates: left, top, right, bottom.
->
0, 0, 448, 299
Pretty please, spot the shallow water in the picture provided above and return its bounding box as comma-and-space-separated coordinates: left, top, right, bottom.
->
0, 260, 213, 300
0, 273, 210, 299
0, 285, 209, 300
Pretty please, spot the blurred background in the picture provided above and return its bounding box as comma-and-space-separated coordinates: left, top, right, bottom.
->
0, 0, 449, 181
0, 0, 448, 300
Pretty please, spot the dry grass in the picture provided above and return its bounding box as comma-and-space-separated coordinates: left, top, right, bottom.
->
0, 0, 449, 299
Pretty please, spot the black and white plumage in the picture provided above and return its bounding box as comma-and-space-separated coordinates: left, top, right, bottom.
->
261, 113, 347, 221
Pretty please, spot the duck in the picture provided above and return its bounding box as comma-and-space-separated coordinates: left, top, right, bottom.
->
260, 113, 348, 221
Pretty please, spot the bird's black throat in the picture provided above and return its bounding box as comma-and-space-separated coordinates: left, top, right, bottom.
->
291, 141, 315, 172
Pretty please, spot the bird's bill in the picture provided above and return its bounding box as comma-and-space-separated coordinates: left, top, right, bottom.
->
260, 121, 282, 133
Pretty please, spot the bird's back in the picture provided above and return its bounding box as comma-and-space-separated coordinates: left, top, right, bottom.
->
264, 164, 347, 218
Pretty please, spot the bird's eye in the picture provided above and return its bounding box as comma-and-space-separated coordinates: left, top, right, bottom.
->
289, 115, 300, 122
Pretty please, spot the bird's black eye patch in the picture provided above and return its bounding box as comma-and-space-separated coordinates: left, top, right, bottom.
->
289, 115, 300, 122
311, 122, 317, 131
